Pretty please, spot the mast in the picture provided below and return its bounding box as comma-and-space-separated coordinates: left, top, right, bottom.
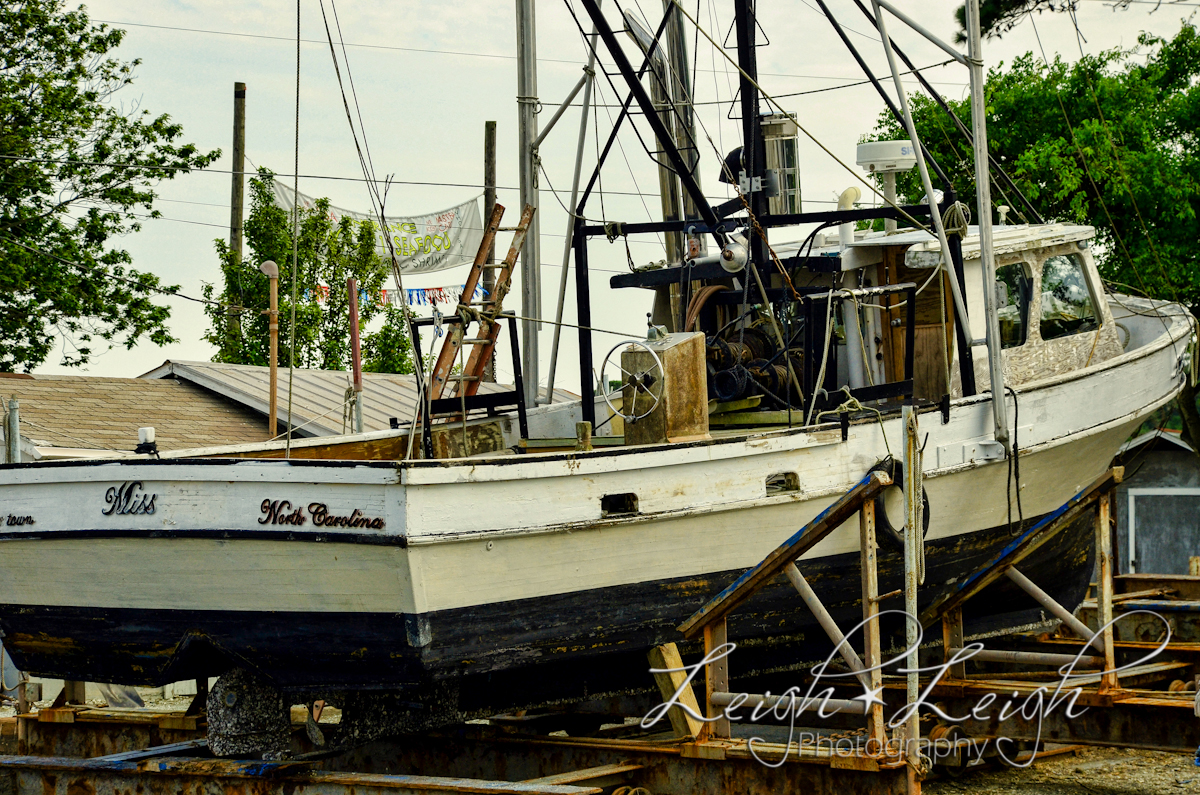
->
966, 0, 1010, 452
516, 0, 541, 406
733, 0, 767, 266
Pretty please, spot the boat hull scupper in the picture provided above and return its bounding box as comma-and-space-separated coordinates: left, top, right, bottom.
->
0, 307, 1188, 706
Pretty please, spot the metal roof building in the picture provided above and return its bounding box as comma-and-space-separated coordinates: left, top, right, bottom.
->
139, 360, 575, 438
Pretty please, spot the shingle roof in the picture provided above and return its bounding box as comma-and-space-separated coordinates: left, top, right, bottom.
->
0, 373, 268, 452
139, 360, 576, 437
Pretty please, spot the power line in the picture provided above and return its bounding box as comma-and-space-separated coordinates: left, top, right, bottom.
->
0, 234, 251, 310
0, 153, 741, 201
96, 17, 969, 84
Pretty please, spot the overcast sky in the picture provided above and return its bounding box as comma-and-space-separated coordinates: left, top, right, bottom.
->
36, 0, 1196, 397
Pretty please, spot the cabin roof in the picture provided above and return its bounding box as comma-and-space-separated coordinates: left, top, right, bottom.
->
0, 373, 267, 453
139, 360, 576, 437
849, 223, 1094, 259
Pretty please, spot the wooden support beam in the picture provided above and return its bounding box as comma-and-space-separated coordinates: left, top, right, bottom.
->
859, 500, 886, 748
647, 643, 704, 740
703, 619, 730, 740
942, 607, 965, 680
678, 471, 891, 638
1096, 491, 1120, 692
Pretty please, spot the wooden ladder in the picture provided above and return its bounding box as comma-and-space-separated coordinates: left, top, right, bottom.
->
427, 203, 535, 405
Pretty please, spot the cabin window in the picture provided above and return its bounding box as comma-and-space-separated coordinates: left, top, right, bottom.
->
995, 262, 1033, 348
601, 493, 639, 516
766, 472, 800, 494
1039, 254, 1098, 341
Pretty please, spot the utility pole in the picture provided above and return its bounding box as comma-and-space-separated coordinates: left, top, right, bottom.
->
662, 0, 704, 257
483, 121, 497, 382
227, 82, 247, 352
516, 0, 541, 406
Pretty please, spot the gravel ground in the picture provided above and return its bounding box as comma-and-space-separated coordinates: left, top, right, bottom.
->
927, 747, 1199, 794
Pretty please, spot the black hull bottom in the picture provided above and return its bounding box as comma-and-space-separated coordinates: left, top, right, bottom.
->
0, 510, 1095, 713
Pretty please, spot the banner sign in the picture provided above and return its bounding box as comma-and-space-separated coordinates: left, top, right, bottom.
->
308, 284, 487, 308
272, 181, 483, 275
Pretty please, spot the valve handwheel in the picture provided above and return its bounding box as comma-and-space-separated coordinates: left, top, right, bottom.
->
599, 340, 666, 424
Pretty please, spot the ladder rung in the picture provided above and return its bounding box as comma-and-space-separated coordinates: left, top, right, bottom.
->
468, 301, 496, 306
463, 338, 491, 345
447, 375, 479, 381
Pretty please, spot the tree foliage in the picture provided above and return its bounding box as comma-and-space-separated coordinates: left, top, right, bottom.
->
865, 22, 1200, 309
866, 21, 1200, 445
0, 0, 218, 371
203, 171, 413, 374
952, 0, 1194, 43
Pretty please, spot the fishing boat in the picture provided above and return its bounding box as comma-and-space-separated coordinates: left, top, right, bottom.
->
0, 0, 1192, 742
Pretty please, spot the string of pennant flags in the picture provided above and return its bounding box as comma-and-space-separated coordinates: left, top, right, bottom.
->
305, 284, 488, 307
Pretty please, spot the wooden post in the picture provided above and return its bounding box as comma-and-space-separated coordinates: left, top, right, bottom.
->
482, 121, 497, 382
859, 500, 886, 749
703, 618, 730, 740
62, 681, 86, 705
227, 82, 247, 352
261, 262, 280, 439
1190, 556, 1200, 577
575, 421, 592, 451
647, 643, 703, 739
943, 607, 965, 680
348, 277, 364, 433
1096, 491, 1119, 691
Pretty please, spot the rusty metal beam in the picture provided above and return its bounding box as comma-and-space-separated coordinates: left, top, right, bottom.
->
0, 756, 603, 795
679, 471, 891, 638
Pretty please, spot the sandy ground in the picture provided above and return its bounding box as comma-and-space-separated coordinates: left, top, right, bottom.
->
927, 747, 1199, 794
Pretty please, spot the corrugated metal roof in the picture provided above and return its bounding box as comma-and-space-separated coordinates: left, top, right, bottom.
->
139, 360, 576, 437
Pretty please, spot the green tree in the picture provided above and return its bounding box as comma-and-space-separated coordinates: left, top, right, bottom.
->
204, 170, 413, 374
0, 1, 218, 371
864, 21, 1200, 444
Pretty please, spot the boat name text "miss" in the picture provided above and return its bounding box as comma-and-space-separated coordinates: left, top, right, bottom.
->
102, 481, 157, 516
258, 499, 385, 529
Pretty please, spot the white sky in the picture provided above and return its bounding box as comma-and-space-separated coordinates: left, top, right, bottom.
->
34, 0, 1196, 397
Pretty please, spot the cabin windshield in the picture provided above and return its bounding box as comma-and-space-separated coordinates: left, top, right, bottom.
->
1040, 254, 1098, 340
995, 262, 1033, 348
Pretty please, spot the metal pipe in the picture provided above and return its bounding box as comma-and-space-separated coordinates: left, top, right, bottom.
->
1005, 568, 1104, 652
546, 21, 602, 406
873, 0, 968, 64
516, 0, 541, 406
785, 564, 872, 691
849, 0, 1043, 224
812, 0, 953, 191
966, 0, 1010, 452
532, 72, 589, 151
710, 690, 868, 716
869, 0, 974, 358
902, 404, 921, 750
948, 648, 1104, 668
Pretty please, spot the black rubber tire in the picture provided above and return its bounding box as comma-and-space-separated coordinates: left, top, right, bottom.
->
867, 460, 931, 551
